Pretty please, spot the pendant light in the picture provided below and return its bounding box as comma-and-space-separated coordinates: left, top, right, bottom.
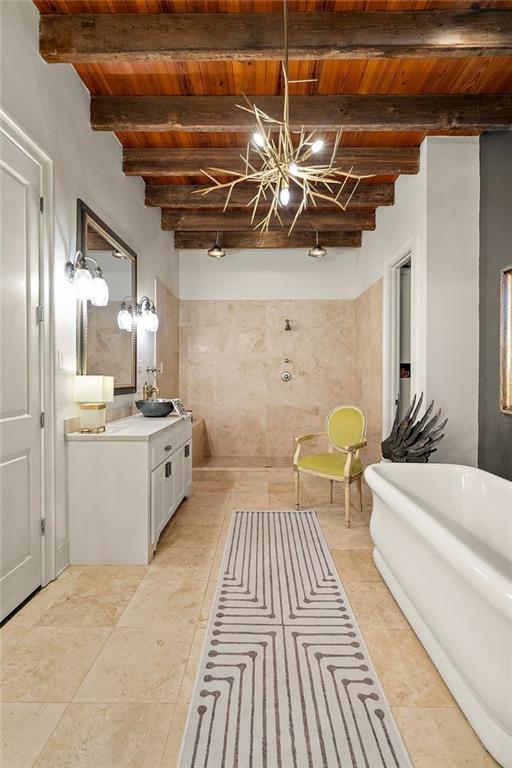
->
308, 232, 327, 259
207, 232, 226, 259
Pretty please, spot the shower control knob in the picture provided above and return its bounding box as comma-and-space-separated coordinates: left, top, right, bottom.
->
281, 371, 292, 382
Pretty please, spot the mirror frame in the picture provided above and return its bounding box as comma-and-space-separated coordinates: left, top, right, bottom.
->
76, 199, 138, 396
501, 264, 512, 415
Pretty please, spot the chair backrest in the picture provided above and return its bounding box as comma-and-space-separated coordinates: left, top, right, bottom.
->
326, 406, 367, 452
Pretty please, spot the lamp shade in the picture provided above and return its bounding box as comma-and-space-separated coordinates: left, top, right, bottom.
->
74, 375, 114, 403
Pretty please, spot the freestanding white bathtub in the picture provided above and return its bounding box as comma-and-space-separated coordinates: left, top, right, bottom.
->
365, 462, 512, 768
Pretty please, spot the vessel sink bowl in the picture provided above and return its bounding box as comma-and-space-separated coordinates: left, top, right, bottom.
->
135, 399, 175, 417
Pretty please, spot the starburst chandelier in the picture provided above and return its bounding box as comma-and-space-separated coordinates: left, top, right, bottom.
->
197, 0, 372, 235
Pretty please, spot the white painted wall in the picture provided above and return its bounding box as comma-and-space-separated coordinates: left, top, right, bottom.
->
1, 0, 178, 571
179, 247, 359, 300
357, 136, 480, 467
424, 137, 480, 466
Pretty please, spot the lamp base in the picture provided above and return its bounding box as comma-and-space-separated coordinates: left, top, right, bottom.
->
79, 402, 107, 433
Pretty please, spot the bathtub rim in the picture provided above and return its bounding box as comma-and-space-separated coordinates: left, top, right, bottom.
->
364, 462, 511, 623
373, 546, 511, 768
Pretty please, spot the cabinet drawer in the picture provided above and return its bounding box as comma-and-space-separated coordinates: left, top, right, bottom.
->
150, 429, 179, 470
149, 419, 192, 470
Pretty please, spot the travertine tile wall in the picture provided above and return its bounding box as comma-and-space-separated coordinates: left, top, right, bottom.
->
354, 279, 384, 464
180, 300, 358, 458
155, 278, 180, 398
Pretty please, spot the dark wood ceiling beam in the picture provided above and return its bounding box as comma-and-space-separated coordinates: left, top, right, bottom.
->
175, 231, 362, 249
40, 11, 512, 63
92, 94, 512, 132
162, 210, 375, 232
146, 182, 394, 209
124, 147, 419, 177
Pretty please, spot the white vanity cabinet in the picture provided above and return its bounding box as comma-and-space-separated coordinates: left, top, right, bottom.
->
66, 414, 192, 565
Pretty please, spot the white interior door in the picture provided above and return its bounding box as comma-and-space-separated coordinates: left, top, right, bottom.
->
0, 132, 43, 620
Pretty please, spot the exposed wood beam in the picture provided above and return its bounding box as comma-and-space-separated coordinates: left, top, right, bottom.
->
91, 94, 512, 132
40, 11, 512, 63
175, 231, 362, 249
146, 183, 394, 209
162, 210, 375, 232
124, 147, 419, 177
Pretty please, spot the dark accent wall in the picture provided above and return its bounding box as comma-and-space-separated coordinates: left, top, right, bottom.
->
479, 132, 512, 481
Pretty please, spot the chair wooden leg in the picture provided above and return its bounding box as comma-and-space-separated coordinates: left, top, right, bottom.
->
329, 479, 334, 504
294, 470, 300, 510
357, 474, 364, 513
344, 481, 351, 528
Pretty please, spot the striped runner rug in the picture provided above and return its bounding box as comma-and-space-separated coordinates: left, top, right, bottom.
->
179, 510, 412, 768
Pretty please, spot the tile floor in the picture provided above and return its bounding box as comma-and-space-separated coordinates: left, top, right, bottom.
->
0, 469, 500, 768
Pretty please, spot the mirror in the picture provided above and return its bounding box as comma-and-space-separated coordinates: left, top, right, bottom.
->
76, 200, 137, 395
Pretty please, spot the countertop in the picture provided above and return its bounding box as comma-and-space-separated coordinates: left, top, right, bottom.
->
66, 413, 190, 442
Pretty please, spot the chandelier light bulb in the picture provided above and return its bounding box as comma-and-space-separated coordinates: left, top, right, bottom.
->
288, 163, 298, 176
252, 132, 265, 148
279, 186, 290, 206
311, 139, 324, 154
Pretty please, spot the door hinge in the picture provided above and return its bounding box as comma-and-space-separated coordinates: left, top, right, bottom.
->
40, 412, 45, 429
40, 519, 46, 535
36, 305, 44, 322
39, 197, 44, 213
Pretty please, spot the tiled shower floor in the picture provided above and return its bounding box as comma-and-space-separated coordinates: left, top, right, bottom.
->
0, 469, 499, 768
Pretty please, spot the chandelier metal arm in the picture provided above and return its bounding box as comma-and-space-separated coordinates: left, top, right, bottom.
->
196, 0, 375, 235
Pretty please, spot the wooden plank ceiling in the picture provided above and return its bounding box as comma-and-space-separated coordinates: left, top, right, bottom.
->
36, 0, 512, 249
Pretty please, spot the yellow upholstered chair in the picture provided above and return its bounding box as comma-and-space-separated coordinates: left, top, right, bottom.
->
293, 406, 367, 527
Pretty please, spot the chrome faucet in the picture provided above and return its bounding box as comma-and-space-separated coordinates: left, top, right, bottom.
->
142, 382, 160, 401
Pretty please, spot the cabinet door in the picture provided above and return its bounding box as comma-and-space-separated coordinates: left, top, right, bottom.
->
175, 448, 185, 505
184, 441, 192, 494
164, 458, 177, 524
151, 461, 167, 545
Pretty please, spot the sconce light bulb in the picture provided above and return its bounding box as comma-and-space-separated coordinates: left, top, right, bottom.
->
311, 139, 324, 154
252, 132, 265, 148
279, 186, 290, 206
149, 312, 159, 332
117, 307, 132, 331
139, 307, 159, 332
91, 276, 109, 307
73, 267, 94, 301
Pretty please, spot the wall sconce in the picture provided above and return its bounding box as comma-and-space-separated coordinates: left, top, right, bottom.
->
117, 296, 134, 331
74, 375, 114, 433
65, 251, 109, 306
137, 296, 159, 332
116, 295, 159, 333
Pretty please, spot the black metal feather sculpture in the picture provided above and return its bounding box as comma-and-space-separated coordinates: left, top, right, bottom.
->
381, 393, 447, 463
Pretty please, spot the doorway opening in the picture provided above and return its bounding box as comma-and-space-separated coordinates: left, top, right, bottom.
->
383, 243, 417, 438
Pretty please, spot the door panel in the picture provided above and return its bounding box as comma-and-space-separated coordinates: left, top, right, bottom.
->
0, 134, 42, 620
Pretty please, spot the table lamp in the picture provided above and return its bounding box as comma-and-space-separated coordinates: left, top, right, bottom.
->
74, 375, 114, 433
